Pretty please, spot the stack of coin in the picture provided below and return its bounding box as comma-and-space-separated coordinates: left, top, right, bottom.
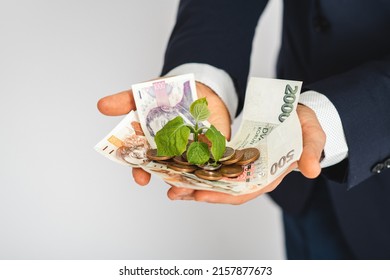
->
146, 146, 260, 181
236, 148, 260, 166
146, 149, 173, 161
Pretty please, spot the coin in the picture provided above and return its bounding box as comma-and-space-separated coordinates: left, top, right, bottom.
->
236, 148, 260, 165
218, 147, 236, 162
168, 162, 197, 173
194, 169, 223, 181
146, 149, 173, 161
181, 151, 188, 161
221, 149, 245, 165
156, 158, 174, 165
198, 134, 211, 147
220, 164, 243, 178
173, 155, 195, 166
198, 162, 222, 171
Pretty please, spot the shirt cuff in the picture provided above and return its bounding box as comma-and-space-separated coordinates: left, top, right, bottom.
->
166, 63, 238, 122
299, 90, 349, 168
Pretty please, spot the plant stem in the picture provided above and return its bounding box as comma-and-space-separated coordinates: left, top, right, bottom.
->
194, 122, 199, 142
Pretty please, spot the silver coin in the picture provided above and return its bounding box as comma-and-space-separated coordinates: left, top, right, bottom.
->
197, 162, 222, 171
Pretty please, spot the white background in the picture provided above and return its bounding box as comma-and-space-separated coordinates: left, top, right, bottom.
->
0, 0, 283, 259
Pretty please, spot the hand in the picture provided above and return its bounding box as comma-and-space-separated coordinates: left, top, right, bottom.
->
97, 81, 231, 185
167, 162, 298, 204
98, 83, 325, 205
167, 104, 326, 204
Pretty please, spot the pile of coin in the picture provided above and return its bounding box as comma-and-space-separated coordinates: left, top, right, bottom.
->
146, 147, 260, 181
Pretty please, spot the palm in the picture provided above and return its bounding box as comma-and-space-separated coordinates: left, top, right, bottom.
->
194, 82, 231, 140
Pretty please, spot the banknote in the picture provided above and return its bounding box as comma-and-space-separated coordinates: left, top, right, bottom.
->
95, 75, 303, 195
94, 110, 150, 167
132, 74, 209, 149
229, 77, 303, 185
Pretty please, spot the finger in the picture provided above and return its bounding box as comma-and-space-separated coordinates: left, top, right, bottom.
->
167, 186, 196, 200
97, 90, 136, 116
193, 189, 262, 205
297, 105, 326, 178
132, 167, 151, 186
194, 162, 298, 205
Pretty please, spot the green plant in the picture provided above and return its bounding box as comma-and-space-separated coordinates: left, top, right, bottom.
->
155, 97, 226, 165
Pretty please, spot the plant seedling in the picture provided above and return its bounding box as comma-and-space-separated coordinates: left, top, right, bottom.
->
154, 97, 226, 165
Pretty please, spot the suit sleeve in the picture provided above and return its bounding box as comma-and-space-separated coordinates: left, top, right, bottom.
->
161, 0, 269, 114
305, 55, 390, 188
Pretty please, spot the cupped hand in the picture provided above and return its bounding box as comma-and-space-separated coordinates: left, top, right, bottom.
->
166, 104, 326, 204
167, 162, 298, 204
97, 81, 231, 186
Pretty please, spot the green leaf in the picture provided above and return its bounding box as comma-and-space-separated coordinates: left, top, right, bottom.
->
205, 125, 226, 162
189, 97, 210, 122
155, 116, 190, 156
187, 142, 210, 165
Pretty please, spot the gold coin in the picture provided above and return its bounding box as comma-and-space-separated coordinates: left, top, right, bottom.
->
182, 151, 188, 161
146, 149, 173, 161
173, 155, 195, 166
236, 148, 260, 166
220, 164, 243, 178
221, 149, 245, 165
218, 147, 236, 162
194, 169, 223, 181
156, 159, 174, 165
168, 162, 197, 173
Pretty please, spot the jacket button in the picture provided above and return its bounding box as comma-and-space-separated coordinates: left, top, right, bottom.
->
385, 158, 390, 168
371, 163, 384, 174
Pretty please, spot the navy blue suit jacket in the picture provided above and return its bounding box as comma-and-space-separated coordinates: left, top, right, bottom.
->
161, 0, 390, 259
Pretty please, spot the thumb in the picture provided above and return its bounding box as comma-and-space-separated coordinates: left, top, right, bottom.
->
297, 104, 326, 178
195, 82, 231, 141
97, 90, 136, 116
